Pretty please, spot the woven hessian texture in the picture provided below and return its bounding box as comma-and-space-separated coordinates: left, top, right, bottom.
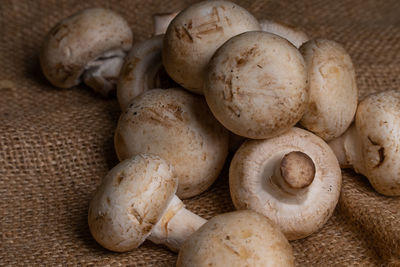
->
1, 0, 400, 266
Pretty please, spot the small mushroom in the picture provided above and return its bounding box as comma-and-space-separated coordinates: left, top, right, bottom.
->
114, 88, 229, 198
88, 154, 206, 252
328, 90, 400, 196
230, 127, 342, 240
300, 39, 358, 141
40, 8, 133, 96
177, 210, 294, 267
163, 0, 260, 94
153, 11, 180, 36
259, 19, 309, 48
117, 35, 175, 110
205, 31, 308, 139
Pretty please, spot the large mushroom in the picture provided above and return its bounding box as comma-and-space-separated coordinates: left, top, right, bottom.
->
114, 88, 229, 198
40, 8, 133, 96
205, 31, 308, 139
163, 0, 260, 94
177, 210, 294, 267
300, 39, 358, 141
329, 90, 400, 196
88, 154, 206, 252
230, 127, 342, 240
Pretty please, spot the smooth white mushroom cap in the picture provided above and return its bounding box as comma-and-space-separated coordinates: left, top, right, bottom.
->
230, 127, 342, 240
114, 88, 229, 198
300, 39, 358, 141
354, 90, 400, 196
259, 19, 309, 48
163, 0, 260, 94
88, 154, 177, 252
117, 35, 174, 110
205, 31, 308, 139
177, 210, 294, 267
40, 8, 132, 94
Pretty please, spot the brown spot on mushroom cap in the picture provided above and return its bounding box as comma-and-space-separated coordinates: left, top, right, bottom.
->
280, 151, 315, 189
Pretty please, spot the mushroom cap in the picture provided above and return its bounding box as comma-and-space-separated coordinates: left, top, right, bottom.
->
300, 39, 358, 141
177, 210, 294, 267
40, 8, 132, 88
114, 88, 229, 198
229, 127, 342, 240
162, 0, 260, 94
259, 19, 309, 48
88, 154, 177, 252
117, 34, 174, 110
205, 31, 308, 139
354, 90, 400, 196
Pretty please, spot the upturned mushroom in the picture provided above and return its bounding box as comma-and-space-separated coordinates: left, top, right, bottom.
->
259, 19, 309, 48
40, 8, 133, 96
205, 31, 308, 139
163, 0, 260, 94
177, 210, 294, 267
300, 39, 358, 141
230, 127, 342, 240
328, 90, 400, 196
117, 35, 175, 110
114, 88, 229, 199
153, 11, 180, 36
88, 154, 206, 252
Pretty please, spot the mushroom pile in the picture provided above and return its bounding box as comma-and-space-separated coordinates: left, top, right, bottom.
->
39, 0, 398, 264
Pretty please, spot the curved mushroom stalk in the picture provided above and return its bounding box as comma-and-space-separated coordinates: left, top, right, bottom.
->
153, 11, 180, 36
259, 19, 309, 48
328, 90, 400, 196
88, 154, 206, 252
83, 49, 127, 96
230, 127, 342, 240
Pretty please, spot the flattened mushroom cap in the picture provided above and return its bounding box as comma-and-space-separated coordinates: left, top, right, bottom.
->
88, 154, 177, 252
114, 88, 229, 198
177, 210, 294, 267
163, 0, 260, 94
230, 127, 341, 240
355, 90, 400, 196
205, 31, 308, 139
300, 39, 358, 141
40, 8, 132, 88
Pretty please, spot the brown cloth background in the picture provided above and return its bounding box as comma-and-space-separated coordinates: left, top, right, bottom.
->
1, 0, 400, 266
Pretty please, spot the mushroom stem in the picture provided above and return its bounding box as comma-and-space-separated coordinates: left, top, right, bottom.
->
328, 125, 361, 168
271, 151, 315, 194
148, 195, 207, 252
153, 11, 180, 36
83, 48, 127, 96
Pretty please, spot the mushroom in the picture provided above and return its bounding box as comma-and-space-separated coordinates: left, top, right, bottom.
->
114, 88, 229, 199
259, 19, 309, 48
117, 34, 175, 110
153, 11, 180, 36
177, 210, 294, 266
230, 127, 342, 240
88, 154, 206, 252
40, 8, 133, 96
162, 0, 260, 94
328, 90, 400, 196
300, 39, 358, 141
204, 31, 308, 139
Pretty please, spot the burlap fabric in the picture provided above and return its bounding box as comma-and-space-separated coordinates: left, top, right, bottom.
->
1, 0, 399, 265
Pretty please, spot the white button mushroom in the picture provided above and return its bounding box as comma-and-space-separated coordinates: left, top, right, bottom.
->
162, 0, 261, 94
40, 8, 133, 96
117, 35, 175, 110
328, 90, 400, 196
114, 88, 229, 199
205, 31, 308, 139
88, 154, 206, 252
230, 127, 342, 240
153, 11, 180, 36
177, 210, 294, 267
259, 19, 309, 48
299, 39, 358, 141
